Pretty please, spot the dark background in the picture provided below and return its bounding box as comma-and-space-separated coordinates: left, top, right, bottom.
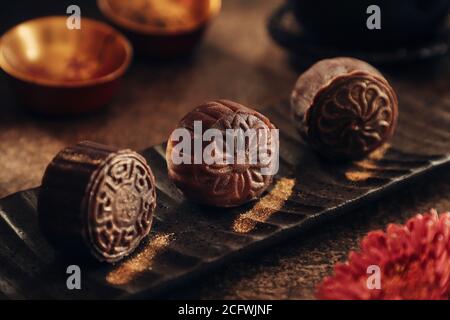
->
0, 0, 449, 299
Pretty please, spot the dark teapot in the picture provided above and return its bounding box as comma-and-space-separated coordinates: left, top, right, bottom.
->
289, 0, 450, 48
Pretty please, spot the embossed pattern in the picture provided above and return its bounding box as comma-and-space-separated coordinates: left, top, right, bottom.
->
308, 76, 397, 158
37, 142, 157, 263
166, 100, 276, 207
291, 57, 398, 160
87, 152, 156, 261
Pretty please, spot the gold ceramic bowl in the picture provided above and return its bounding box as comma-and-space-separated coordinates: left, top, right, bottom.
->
0, 16, 132, 115
98, 0, 221, 57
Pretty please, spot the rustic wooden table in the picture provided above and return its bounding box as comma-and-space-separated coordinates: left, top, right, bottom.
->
0, 0, 449, 299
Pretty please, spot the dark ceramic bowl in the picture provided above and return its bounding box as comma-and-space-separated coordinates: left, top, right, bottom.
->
289, 0, 450, 48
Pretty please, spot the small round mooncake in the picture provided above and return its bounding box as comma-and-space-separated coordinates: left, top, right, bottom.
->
291, 57, 398, 160
38, 141, 156, 263
166, 100, 278, 207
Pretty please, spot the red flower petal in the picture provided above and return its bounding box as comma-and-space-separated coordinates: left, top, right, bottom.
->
316, 210, 450, 300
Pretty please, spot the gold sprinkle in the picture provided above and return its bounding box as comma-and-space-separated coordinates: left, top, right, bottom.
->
346, 144, 390, 182
354, 159, 378, 170
345, 171, 373, 182
106, 233, 174, 285
368, 143, 390, 160
232, 178, 296, 234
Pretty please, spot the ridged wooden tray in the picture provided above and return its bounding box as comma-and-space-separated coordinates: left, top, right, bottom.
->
0, 99, 449, 299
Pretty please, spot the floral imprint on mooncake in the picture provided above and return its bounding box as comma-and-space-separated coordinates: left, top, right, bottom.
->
306, 75, 398, 159
166, 100, 278, 207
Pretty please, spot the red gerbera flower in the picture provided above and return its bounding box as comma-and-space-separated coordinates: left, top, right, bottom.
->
316, 209, 450, 300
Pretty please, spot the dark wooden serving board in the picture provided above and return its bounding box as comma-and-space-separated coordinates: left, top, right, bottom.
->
0, 99, 449, 299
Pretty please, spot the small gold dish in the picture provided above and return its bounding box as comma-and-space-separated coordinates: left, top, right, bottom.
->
0, 16, 132, 115
98, 0, 221, 57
